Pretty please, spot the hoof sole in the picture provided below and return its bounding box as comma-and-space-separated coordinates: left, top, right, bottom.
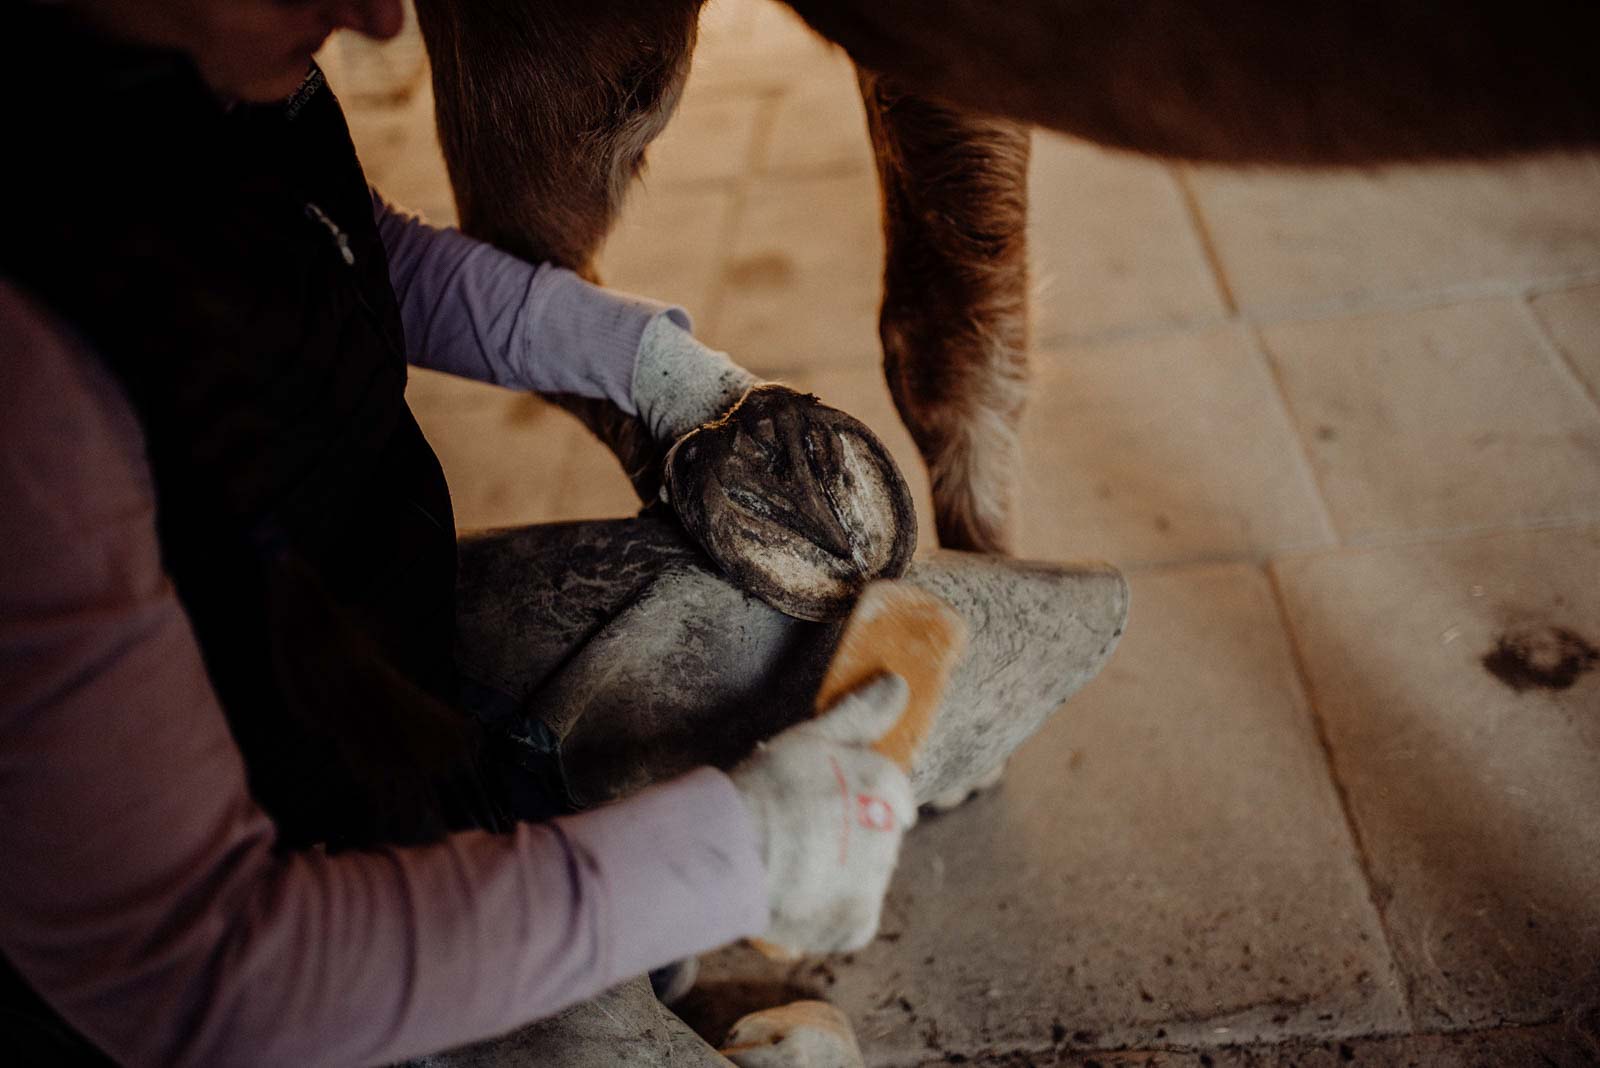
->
666, 386, 918, 621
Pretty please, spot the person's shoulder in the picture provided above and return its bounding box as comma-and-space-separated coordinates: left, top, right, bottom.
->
2, 279, 136, 431
0, 279, 154, 530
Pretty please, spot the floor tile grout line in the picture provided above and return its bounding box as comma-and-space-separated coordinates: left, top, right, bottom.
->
1338, 512, 1600, 552
1031, 313, 1237, 354
1522, 272, 1600, 301
1246, 323, 1343, 548
1027, 267, 1600, 356
1515, 289, 1600, 420
1232, 268, 1600, 327
1170, 163, 1240, 317
757, 158, 876, 183
1114, 514, 1600, 577
644, 174, 742, 196
1261, 564, 1420, 1031
874, 1010, 1596, 1066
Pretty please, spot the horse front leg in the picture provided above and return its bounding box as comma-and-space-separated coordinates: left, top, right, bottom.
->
413, 0, 705, 499
860, 71, 1032, 554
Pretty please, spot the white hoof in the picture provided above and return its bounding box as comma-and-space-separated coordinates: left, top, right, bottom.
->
719, 1000, 865, 1068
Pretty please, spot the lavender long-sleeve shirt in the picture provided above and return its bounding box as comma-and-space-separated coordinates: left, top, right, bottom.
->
372, 190, 690, 405
0, 202, 766, 1067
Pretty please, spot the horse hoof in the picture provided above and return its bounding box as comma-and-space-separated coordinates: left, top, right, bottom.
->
720, 1000, 865, 1068
664, 385, 918, 621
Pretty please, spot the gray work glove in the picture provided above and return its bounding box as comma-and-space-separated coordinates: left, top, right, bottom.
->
730, 674, 917, 955
632, 314, 760, 446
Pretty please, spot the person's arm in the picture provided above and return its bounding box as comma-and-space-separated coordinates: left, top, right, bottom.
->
372, 192, 760, 443
372, 189, 691, 413
0, 282, 768, 1068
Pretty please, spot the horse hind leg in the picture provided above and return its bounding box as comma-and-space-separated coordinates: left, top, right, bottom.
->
859, 70, 1032, 555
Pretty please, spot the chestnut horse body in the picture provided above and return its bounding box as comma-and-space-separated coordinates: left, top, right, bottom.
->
413, 0, 1600, 553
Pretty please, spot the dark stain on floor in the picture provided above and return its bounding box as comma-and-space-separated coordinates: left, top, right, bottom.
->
723, 252, 795, 288
1482, 624, 1599, 693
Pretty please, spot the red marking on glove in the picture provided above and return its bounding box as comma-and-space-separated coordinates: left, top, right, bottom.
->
856, 794, 897, 832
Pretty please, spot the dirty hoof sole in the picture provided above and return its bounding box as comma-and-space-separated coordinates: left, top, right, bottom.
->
665, 385, 917, 621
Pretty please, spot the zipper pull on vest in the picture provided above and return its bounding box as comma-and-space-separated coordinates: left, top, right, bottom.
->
304, 201, 355, 266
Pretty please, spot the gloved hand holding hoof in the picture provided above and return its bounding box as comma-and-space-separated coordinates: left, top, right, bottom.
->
633, 316, 919, 621
633, 314, 763, 445
730, 673, 917, 956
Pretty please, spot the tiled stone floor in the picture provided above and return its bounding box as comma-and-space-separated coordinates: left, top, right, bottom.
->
324, 2, 1600, 1064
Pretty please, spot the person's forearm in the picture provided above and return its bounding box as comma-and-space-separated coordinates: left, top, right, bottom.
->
143, 768, 765, 1067
372, 189, 688, 411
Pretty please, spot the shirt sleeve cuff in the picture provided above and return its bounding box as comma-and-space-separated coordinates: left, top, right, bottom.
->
552, 766, 768, 981
517, 271, 691, 416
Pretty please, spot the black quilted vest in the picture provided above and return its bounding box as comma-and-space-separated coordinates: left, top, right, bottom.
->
0, 13, 529, 1060
2, 8, 496, 852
